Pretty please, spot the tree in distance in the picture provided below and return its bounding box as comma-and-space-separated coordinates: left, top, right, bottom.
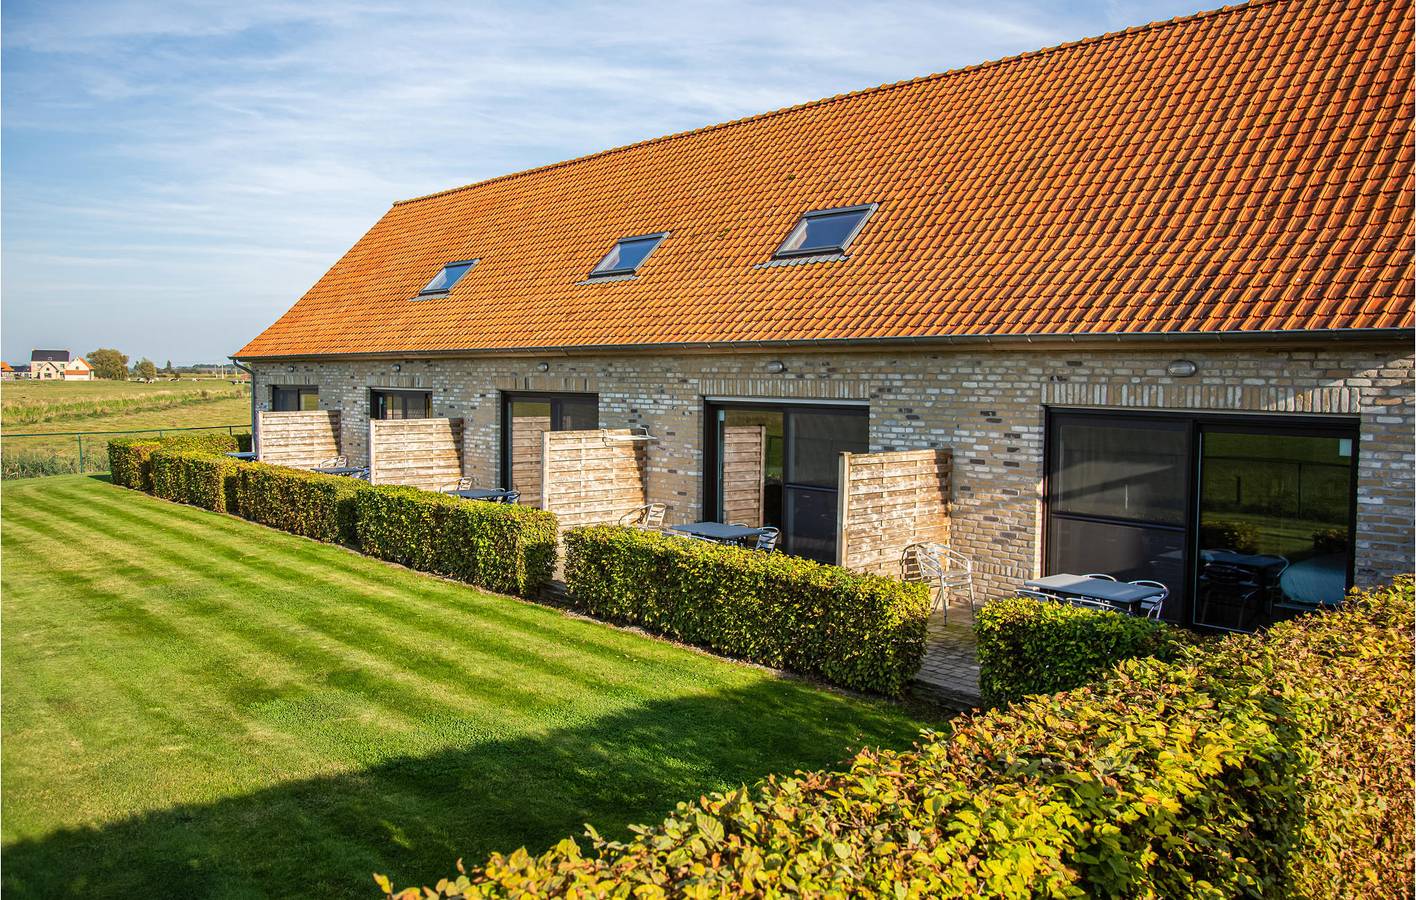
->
87, 348, 129, 380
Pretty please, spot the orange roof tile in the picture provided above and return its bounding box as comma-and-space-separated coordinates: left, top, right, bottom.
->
238, 0, 1413, 359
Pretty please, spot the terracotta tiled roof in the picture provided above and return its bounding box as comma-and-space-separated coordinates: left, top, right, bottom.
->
0, 362, 13, 372
238, 0, 1413, 359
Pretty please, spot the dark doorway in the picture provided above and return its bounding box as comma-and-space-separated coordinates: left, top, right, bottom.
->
705, 401, 868, 563
501, 392, 599, 500
1045, 409, 1358, 631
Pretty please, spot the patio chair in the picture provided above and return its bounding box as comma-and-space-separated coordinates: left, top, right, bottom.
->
618, 503, 668, 529
1130, 580, 1169, 620
316, 455, 348, 469
753, 526, 780, 553
498, 490, 521, 504
440, 476, 477, 493
1197, 563, 1262, 631
1066, 595, 1120, 613
900, 543, 977, 623
1083, 573, 1118, 581
1016, 588, 1063, 604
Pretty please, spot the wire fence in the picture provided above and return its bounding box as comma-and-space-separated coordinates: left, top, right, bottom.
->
2, 424, 252, 480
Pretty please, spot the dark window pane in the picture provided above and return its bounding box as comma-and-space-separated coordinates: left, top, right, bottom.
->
559, 398, 599, 431
1197, 430, 1353, 629
1053, 420, 1188, 524
784, 487, 838, 563
371, 390, 430, 421
298, 390, 320, 411
788, 411, 868, 487
420, 260, 475, 294
777, 209, 870, 255
1048, 516, 1185, 596
591, 235, 664, 276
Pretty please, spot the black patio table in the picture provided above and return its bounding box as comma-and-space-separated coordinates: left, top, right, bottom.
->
311, 466, 368, 478
226, 451, 257, 461
446, 488, 514, 502
1022, 574, 1165, 612
669, 521, 766, 544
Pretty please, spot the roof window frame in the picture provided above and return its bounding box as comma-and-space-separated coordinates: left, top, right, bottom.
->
771, 204, 878, 259
415, 258, 479, 298
586, 232, 669, 279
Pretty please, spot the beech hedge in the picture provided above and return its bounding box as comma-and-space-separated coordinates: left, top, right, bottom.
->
562, 525, 930, 696
389, 577, 1414, 899
149, 449, 240, 513
233, 461, 369, 546
354, 484, 558, 598
975, 595, 1198, 707
106, 432, 239, 491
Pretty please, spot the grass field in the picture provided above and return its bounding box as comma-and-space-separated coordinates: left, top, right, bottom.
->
1, 475, 929, 898
2, 380, 251, 478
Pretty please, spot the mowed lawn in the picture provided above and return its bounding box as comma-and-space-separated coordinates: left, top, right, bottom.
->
1, 476, 928, 898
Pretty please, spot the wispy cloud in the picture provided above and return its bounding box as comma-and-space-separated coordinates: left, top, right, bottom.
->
2, 0, 1204, 363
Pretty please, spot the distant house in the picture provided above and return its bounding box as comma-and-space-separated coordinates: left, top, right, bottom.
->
29, 350, 93, 381
0, 362, 14, 381
11, 363, 31, 379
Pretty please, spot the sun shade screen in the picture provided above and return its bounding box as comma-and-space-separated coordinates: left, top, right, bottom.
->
775, 207, 873, 257
418, 260, 477, 295
590, 234, 666, 277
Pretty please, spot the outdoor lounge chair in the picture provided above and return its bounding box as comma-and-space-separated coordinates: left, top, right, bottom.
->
618, 503, 668, 529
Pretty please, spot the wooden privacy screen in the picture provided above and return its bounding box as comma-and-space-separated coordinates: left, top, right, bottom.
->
256, 410, 341, 469
542, 429, 648, 528
721, 425, 766, 527
837, 449, 952, 575
510, 415, 552, 504
368, 418, 464, 489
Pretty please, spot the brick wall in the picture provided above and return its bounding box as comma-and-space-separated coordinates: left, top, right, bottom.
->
250, 341, 1414, 597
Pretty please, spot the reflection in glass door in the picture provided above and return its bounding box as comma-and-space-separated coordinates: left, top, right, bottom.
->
708, 403, 868, 562
501, 393, 598, 503
1194, 428, 1355, 632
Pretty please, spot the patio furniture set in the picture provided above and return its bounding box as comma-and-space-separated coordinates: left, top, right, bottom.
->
617, 503, 782, 553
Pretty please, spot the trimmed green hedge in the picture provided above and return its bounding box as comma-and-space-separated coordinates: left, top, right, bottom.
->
562, 526, 929, 696
107, 438, 163, 490
233, 461, 369, 546
976, 595, 1197, 707
106, 432, 239, 491
390, 578, 1415, 899
354, 485, 558, 598
150, 449, 240, 513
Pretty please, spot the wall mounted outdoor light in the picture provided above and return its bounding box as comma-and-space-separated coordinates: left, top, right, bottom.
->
1166, 359, 1199, 377
765, 360, 787, 374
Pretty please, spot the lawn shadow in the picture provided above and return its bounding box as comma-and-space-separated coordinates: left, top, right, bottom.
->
2, 680, 924, 899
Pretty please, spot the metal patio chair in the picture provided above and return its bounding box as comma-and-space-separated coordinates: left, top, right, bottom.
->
1130, 580, 1169, 621
618, 503, 668, 529
440, 476, 477, 493
316, 455, 348, 469
900, 542, 977, 623
753, 526, 781, 553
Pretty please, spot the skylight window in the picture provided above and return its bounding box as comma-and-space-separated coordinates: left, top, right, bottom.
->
773, 205, 876, 258
588, 233, 667, 278
417, 259, 477, 296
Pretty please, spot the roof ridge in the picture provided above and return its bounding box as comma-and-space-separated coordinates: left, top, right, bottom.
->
391, 0, 1288, 208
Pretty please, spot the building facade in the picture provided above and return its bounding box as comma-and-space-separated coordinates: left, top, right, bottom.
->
238, 0, 1414, 634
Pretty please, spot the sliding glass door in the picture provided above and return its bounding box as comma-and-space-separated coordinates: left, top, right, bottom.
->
706, 402, 868, 562
1045, 409, 1358, 631
500, 392, 598, 502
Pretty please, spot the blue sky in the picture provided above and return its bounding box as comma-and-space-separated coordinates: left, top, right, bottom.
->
2, 0, 1206, 365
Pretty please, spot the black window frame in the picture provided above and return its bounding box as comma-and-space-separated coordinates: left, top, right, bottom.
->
586, 232, 668, 279
271, 384, 319, 412
369, 388, 433, 420
416, 258, 479, 298
771, 204, 878, 259
1042, 407, 1360, 631
500, 391, 600, 487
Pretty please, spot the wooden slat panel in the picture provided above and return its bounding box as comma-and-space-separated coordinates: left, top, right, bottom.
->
257, 410, 341, 469
542, 429, 647, 528
721, 425, 765, 528
369, 418, 464, 490
838, 448, 952, 576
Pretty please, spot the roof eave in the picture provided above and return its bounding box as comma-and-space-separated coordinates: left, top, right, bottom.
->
232, 327, 1415, 363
